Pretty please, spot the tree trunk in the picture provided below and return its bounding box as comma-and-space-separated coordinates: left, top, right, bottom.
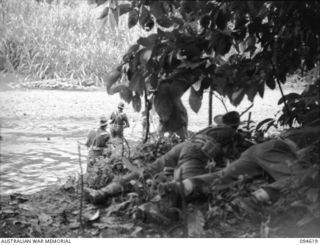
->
208, 85, 213, 125
143, 89, 150, 143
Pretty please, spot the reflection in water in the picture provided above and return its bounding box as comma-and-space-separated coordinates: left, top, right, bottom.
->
0, 130, 88, 195
0, 123, 144, 195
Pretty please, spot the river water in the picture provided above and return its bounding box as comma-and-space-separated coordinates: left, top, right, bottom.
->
0, 87, 301, 195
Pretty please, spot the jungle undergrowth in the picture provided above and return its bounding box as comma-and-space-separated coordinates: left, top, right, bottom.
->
1, 133, 319, 238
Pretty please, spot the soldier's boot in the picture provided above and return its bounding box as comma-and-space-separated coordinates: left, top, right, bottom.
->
136, 179, 210, 223
136, 183, 182, 224
84, 182, 123, 204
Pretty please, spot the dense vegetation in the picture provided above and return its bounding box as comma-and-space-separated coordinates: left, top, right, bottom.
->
103, 0, 320, 130
0, 0, 146, 88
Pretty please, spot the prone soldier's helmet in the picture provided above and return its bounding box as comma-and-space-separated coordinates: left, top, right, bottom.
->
214, 111, 242, 128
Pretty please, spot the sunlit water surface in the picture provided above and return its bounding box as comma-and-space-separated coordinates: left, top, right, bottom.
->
0, 87, 301, 194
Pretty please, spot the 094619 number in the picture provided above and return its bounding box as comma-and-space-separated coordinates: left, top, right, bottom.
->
300, 239, 318, 244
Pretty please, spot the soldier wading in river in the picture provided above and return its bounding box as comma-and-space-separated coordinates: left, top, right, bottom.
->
85, 116, 111, 168
109, 102, 130, 139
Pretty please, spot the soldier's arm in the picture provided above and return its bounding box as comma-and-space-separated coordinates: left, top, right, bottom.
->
108, 112, 115, 124
85, 130, 96, 148
123, 114, 130, 128
104, 134, 111, 147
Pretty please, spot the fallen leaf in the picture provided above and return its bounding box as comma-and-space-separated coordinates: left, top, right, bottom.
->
19, 204, 37, 213
69, 222, 80, 229
92, 222, 110, 230
38, 212, 53, 226
131, 226, 143, 237
306, 188, 319, 203
1, 209, 16, 215
187, 208, 205, 237
89, 210, 100, 221
99, 228, 119, 238
297, 213, 315, 227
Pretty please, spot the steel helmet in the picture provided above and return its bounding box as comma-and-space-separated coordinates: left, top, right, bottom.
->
118, 102, 125, 109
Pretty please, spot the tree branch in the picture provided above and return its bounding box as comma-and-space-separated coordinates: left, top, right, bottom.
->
213, 91, 228, 112
208, 86, 213, 125
77, 144, 84, 236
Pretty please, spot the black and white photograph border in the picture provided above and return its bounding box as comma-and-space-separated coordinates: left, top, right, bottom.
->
0, 0, 320, 240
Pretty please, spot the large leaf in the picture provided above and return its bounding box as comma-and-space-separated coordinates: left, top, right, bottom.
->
277, 93, 300, 105
213, 76, 227, 95
137, 34, 158, 48
255, 118, 275, 131
266, 75, 276, 89
192, 79, 202, 92
212, 32, 232, 56
119, 88, 133, 103
119, 3, 131, 16
98, 7, 109, 19
132, 94, 142, 112
104, 69, 121, 93
111, 7, 119, 25
189, 87, 202, 113
139, 6, 150, 26
230, 88, 245, 106
180, 44, 202, 60
139, 49, 152, 67
123, 44, 140, 62
215, 9, 227, 30
94, 0, 107, 6
246, 86, 258, 102
129, 71, 145, 95
128, 9, 139, 28
149, 1, 165, 20
244, 35, 256, 53
109, 9, 118, 31
258, 81, 265, 98
157, 17, 173, 28
149, 73, 158, 89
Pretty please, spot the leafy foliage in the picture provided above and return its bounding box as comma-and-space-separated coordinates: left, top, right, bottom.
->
99, 0, 320, 112
278, 79, 320, 127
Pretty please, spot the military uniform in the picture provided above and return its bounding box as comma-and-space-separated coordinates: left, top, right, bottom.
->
147, 125, 236, 180
183, 126, 320, 202
109, 102, 129, 138
85, 115, 111, 170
